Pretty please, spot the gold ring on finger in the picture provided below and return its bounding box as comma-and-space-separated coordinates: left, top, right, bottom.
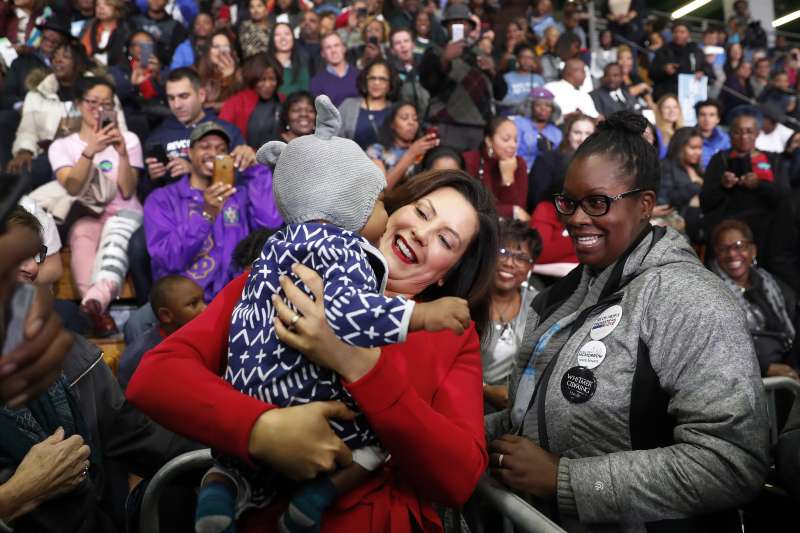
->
217, 195, 223, 204
290, 313, 301, 327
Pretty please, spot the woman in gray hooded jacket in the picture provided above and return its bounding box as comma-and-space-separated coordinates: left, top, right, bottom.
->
485, 111, 770, 532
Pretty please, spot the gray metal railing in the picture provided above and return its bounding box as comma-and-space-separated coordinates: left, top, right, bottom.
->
468, 475, 567, 533
763, 376, 800, 447
139, 448, 214, 533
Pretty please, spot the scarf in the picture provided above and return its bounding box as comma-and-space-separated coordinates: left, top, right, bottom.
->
712, 261, 794, 346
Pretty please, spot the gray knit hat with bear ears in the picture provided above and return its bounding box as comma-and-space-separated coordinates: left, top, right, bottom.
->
256, 95, 386, 234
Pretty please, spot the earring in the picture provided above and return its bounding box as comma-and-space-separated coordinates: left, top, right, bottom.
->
752, 256, 758, 266
487, 145, 494, 158
437, 279, 445, 287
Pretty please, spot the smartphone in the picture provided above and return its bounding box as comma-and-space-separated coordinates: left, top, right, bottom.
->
425, 126, 439, 138
357, 7, 367, 17
139, 42, 154, 66
451, 23, 464, 42
727, 155, 750, 178
213, 155, 235, 187
147, 144, 169, 166
1, 284, 35, 355
99, 108, 115, 129
368, 36, 379, 46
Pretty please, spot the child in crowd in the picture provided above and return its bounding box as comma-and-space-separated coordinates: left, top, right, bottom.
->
195, 95, 470, 533
117, 275, 207, 391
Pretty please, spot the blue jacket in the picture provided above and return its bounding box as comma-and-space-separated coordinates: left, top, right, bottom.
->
513, 116, 563, 171
702, 127, 731, 171
226, 223, 415, 446
170, 39, 195, 71
134, 0, 197, 27
140, 111, 246, 200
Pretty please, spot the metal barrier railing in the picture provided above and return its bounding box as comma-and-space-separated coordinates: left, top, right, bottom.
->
763, 377, 800, 447
139, 448, 214, 533
468, 475, 567, 533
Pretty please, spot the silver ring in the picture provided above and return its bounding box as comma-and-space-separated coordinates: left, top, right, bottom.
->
290, 313, 301, 327
498, 454, 504, 468
80, 464, 89, 477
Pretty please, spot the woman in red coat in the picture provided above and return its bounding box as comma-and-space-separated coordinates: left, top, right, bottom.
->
219, 53, 284, 148
127, 171, 498, 532
463, 117, 529, 222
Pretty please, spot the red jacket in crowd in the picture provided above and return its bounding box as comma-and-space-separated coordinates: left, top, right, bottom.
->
530, 201, 578, 265
127, 274, 488, 533
463, 148, 528, 219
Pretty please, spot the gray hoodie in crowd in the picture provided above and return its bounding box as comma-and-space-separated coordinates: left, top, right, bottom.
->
486, 227, 770, 532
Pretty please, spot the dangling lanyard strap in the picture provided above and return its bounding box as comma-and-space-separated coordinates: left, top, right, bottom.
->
510, 311, 578, 427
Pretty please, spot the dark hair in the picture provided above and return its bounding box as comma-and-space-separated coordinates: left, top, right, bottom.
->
54, 41, 93, 78
559, 112, 595, 156
671, 21, 689, 32
666, 126, 702, 165
711, 219, 754, 248
233, 229, 277, 270
197, 28, 240, 80
554, 31, 581, 59
754, 57, 771, 71
278, 90, 315, 132
482, 116, 514, 151
274, 0, 302, 15
167, 67, 202, 91
513, 42, 535, 57
643, 120, 661, 153
422, 145, 465, 171
242, 53, 284, 91
6, 206, 42, 236
150, 275, 196, 317
357, 58, 401, 100
603, 62, 622, 76
389, 26, 415, 44
574, 110, 661, 193
377, 101, 418, 148
268, 22, 303, 85
499, 218, 542, 260
383, 170, 499, 335
75, 76, 117, 100
694, 98, 722, 118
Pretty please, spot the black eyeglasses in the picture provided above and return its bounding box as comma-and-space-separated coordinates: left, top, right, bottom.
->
715, 240, 752, 256
498, 248, 534, 265
553, 189, 644, 217
34, 245, 47, 264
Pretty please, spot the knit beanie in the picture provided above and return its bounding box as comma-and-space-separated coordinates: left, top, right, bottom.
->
256, 95, 386, 234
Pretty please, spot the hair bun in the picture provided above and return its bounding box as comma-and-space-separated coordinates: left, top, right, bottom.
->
599, 111, 648, 136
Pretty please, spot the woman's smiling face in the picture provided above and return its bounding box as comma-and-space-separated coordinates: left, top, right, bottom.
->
379, 186, 479, 297
560, 154, 654, 269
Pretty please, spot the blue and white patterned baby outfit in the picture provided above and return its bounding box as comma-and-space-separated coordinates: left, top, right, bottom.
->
226, 222, 415, 448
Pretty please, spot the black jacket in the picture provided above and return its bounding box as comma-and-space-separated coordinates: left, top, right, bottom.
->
650, 41, 713, 101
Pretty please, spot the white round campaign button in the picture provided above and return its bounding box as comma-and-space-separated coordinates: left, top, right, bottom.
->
590, 305, 622, 340
577, 340, 606, 369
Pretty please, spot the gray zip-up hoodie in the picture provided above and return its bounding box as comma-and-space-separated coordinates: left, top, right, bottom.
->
486, 227, 769, 532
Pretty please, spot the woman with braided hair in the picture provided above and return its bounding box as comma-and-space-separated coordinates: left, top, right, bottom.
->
485, 111, 769, 531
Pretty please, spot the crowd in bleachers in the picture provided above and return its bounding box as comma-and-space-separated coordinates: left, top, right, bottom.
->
2, 0, 800, 531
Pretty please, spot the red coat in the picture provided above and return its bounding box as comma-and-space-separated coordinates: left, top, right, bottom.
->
462, 148, 528, 219
219, 88, 261, 141
127, 274, 488, 533
530, 201, 578, 264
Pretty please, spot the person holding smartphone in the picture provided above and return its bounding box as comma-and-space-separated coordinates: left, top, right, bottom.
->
701, 113, 791, 274
47, 77, 144, 337
143, 121, 282, 303
418, 4, 507, 152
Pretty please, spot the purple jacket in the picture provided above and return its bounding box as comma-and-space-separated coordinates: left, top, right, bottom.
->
143, 165, 283, 302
